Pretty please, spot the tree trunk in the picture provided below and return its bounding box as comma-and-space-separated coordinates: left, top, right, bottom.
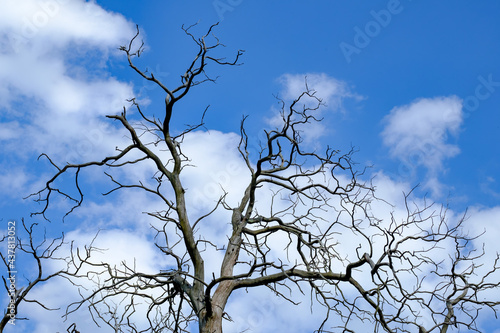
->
199, 280, 235, 333
200, 314, 223, 333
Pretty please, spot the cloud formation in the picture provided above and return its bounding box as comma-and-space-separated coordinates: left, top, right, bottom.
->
278, 73, 356, 110
2, 3, 499, 333
0, 0, 136, 161
381, 96, 463, 195
266, 73, 360, 145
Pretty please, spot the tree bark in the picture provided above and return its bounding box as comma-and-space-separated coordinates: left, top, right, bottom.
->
200, 281, 234, 333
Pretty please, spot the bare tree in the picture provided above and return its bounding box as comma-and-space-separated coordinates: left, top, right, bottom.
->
0, 219, 91, 332
25, 23, 500, 333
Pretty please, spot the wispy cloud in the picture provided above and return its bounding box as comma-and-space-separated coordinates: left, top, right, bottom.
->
381, 96, 463, 195
480, 176, 500, 200
268, 73, 361, 145
277, 73, 356, 110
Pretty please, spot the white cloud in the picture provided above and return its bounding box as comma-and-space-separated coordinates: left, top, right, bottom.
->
381, 96, 463, 196
12, 168, 500, 333
2, 3, 499, 331
0, 0, 132, 53
0, 121, 21, 140
278, 72, 357, 110
8, 126, 500, 333
267, 73, 361, 145
468, 206, 500, 265
0, 0, 136, 163
12, 228, 174, 333
0, 167, 31, 199
0, 4, 147, 327
181, 130, 251, 208
480, 176, 500, 199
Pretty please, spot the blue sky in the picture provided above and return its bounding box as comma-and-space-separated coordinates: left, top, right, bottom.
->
1, 1, 500, 332
99, 0, 500, 206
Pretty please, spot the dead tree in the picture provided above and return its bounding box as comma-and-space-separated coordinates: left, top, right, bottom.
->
27, 23, 500, 333
0, 219, 90, 331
